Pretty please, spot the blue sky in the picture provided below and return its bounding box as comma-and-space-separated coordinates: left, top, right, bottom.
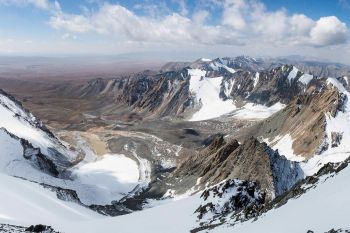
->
0, 0, 350, 63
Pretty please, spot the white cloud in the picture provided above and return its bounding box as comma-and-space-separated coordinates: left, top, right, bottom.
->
192, 10, 209, 24
0, 0, 49, 9
47, 0, 348, 48
221, 0, 348, 47
50, 13, 92, 33
309, 16, 348, 47
222, 0, 247, 30
49, 4, 236, 45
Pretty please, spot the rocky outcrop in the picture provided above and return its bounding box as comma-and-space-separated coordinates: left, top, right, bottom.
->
195, 179, 266, 221
21, 138, 59, 177
239, 84, 347, 159
170, 136, 303, 200
0, 128, 60, 177
70, 70, 194, 120
0, 224, 59, 233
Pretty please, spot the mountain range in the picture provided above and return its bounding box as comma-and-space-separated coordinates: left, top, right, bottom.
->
0, 55, 349, 233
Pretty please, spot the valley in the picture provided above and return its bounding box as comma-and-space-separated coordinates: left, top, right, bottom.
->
2, 0, 350, 232
0, 56, 350, 232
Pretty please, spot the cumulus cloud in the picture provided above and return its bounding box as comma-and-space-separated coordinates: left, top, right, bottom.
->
309, 16, 348, 47
221, 0, 348, 47
48, 0, 348, 48
49, 3, 241, 45
222, 0, 247, 30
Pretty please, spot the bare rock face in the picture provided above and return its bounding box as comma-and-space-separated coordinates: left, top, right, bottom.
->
25, 224, 57, 233
20, 138, 59, 177
331, 132, 343, 148
170, 136, 303, 200
72, 70, 194, 120
0, 224, 58, 233
0, 127, 60, 177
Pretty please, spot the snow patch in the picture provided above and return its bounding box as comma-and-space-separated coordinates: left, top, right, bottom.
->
210, 62, 236, 74
287, 66, 299, 83
230, 102, 285, 120
200, 58, 211, 62
253, 72, 260, 88
188, 69, 236, 121
298, 73, 313, 85
267, 134, 304, 162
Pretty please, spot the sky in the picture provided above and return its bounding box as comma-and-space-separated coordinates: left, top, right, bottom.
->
0, 0, 350, 63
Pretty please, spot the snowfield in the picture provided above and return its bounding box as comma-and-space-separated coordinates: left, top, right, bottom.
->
72, 154, 140, 204
187, 68, 286, 121
268, 134, 305, 162
229, 102, 285, 120
188, 68, 236, 121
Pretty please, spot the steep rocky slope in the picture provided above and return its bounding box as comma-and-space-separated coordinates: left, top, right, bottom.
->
167, 135, 302, 200
232, 76, 350, 176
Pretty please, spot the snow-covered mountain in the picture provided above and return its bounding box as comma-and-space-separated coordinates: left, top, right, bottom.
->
57, 56, 338, 122
1, 56, 350, 233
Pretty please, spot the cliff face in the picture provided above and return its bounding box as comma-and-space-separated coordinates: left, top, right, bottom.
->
170, 135, 303, 200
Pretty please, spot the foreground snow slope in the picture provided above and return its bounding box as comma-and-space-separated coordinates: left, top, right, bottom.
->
0, 173, 100, 228
60, 194, 202, 233
217, 164, 350, 233
44, 160, 349, 233
2, 159, 349, 233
